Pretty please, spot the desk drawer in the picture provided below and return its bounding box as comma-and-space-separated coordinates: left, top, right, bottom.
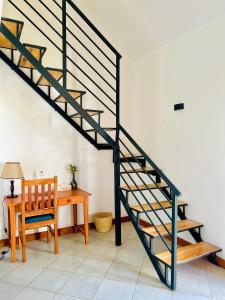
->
58, 196, 84, 206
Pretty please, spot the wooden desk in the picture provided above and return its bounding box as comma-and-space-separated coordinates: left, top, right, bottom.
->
5, 188, 91, 263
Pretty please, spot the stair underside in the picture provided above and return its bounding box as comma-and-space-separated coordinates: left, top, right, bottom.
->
37, 68, 63, 86
71, 109, 104, 118
55, 90, 86, 103
142, 219, 203, 238
120, 153, 143, 159
121, 182, 168, 191
0, 18, 23, 49
121, 167, 153, 174
86, 127, 116, 133
18, 44, 46, 69
130, 200, 187, 213
155, 242, 221, 267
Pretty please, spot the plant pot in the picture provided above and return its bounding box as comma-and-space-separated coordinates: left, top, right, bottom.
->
71, 173, 77, 190
94, 212, 112, 233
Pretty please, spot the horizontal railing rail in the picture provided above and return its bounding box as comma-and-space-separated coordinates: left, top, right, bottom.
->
7, 0, 119, 119
65, 0, 122, 59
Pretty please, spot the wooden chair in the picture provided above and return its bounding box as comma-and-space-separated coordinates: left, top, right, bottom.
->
18, 176, 58, 262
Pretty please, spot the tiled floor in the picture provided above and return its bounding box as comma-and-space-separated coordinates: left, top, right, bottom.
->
0, 222, 225, 300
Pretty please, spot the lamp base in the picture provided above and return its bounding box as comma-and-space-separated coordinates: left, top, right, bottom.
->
6, 194, 18, 199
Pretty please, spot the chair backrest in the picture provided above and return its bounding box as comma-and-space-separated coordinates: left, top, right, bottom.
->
21, 176, 58, 218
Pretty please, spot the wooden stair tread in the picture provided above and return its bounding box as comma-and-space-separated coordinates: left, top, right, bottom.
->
0, 18, 23, 49
18, 43, 46, 68
71, 109, 104, 118
130, 200, 187, 213
142, 219, 203, 238
120, 153, 143, 158
55, 90, 86, 103
155, 242, 221, 266
121, 167, 153, 174
121, 182, 168, 191
37, 68, 63, 86
86, 127, 116, 133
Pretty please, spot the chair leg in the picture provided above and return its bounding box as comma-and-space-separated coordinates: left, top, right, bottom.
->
47, 226, 51, 243
21, 232, 26, 262
21, 221, 26, 263
54, 223, 58, 255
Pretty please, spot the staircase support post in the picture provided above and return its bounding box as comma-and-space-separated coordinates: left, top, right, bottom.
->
114, 55, 121, 246
171, 191, 178, 290
62, 0, 67, 114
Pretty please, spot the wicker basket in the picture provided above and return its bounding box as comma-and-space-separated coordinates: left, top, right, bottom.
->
94, 212, 112, 233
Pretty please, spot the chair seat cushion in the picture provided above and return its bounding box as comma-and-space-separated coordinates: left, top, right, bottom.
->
25, 214, 54, 224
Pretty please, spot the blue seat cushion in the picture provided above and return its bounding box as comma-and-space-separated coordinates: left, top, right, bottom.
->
25, 214, 54, 224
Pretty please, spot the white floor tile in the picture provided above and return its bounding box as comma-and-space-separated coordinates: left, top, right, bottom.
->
114, 249, 145, 268
106, 262, 139, 284
138, 265, 165, 288
59, 273, 102, 299
1, 265, 43, 286
93, 279, 135, 300
14, 287, 55, 300
133, 284, 172, 300
88, 246, 118, 261
0, 281, 23, 300
172, 291, 211, 300
53, 294, 83, 300
177, 272, 210, 297
29, 269, 71, 292
64, 242, 93, 258
48, 255, 84, 272
25, 250, 56, 268
0, 261, 17, 279
75, 258, 111, 278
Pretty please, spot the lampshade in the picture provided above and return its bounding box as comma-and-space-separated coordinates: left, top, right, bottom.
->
0, 162, 24, 179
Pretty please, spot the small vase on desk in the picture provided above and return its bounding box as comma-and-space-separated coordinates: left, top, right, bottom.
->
71, 173, 77, 190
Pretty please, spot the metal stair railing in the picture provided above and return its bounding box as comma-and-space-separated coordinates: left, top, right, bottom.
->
6, 0, 121, 124
0, 23, 116, 147
119, 125, 181, 290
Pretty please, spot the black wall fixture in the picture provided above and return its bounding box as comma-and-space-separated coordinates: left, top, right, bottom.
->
174, 103, 184, 111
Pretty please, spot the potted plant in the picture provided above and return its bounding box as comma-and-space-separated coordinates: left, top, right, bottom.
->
67, 164, 78, 190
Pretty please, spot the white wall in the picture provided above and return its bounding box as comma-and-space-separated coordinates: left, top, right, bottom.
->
133, 15, 225, 259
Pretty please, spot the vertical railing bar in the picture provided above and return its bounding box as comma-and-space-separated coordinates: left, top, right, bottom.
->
114, 56, 121, 246
171, 192, 178, 290
62, 0, 67, 114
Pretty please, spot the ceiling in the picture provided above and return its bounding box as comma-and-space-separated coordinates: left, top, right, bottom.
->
76, 0, 225, 60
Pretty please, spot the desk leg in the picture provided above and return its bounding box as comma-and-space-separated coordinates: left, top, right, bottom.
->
84, 196, 89, 244
9, 206, 16, 263
73, 204, 78, 233
8, 208, 11, 247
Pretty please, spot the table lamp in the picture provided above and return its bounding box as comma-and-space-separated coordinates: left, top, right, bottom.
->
0, 162, 24, 198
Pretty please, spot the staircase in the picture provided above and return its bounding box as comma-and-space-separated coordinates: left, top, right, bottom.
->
0, 0, 221, 290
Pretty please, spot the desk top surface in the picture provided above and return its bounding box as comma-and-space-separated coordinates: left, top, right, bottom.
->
5, 188, 91, 207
